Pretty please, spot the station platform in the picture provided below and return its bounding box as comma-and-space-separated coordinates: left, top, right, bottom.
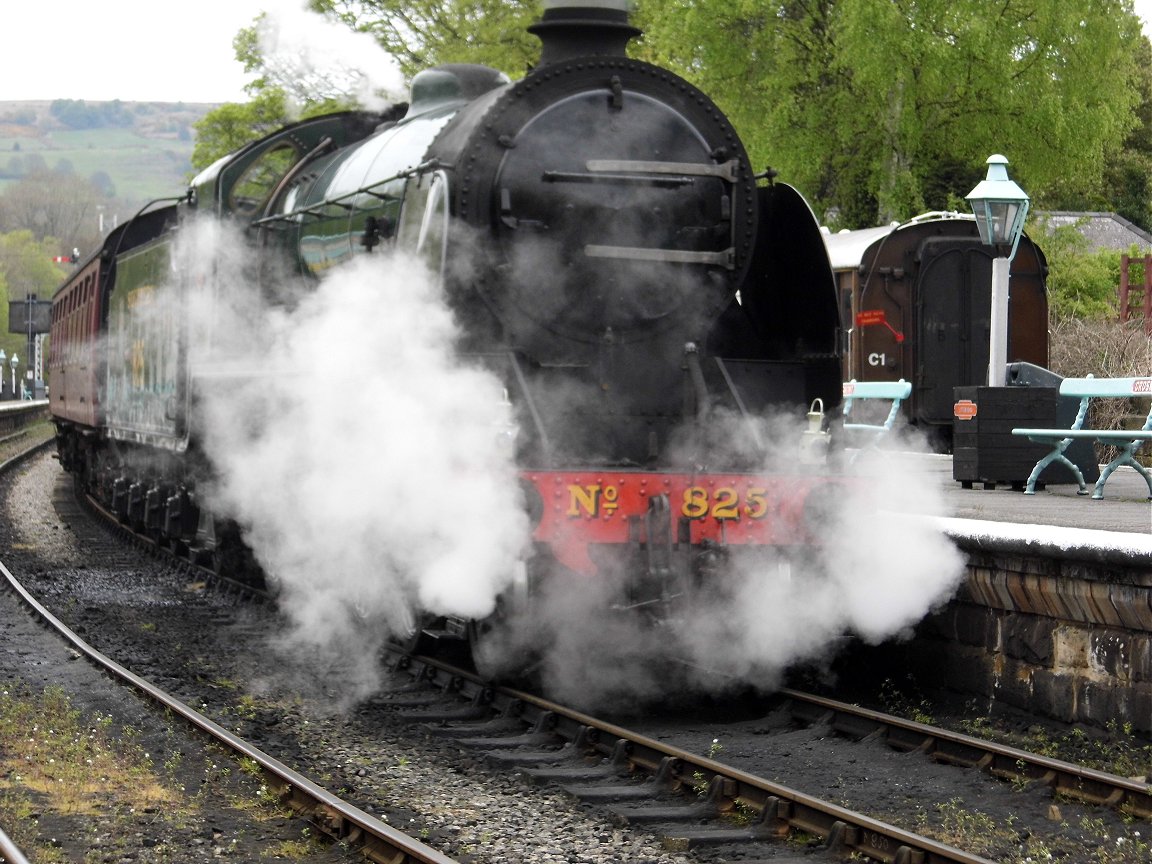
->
913, 453, 1150, 535
889, 452, 1152, 562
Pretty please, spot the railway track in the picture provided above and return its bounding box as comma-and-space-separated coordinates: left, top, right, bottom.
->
374, 651, 1151, 863
0, 440, 459, 864
6, 443, 1150, 863
0, 449, 708, 864
0, 546, 457, 862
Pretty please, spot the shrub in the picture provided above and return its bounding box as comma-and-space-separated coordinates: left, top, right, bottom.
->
1031, 219, 1129, 321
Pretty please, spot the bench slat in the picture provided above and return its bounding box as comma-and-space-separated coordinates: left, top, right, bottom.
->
1010, 375, 1152, 499
1013, 428, 1152, 441
842, 380, 912, 400
1059, 376, 1152, 398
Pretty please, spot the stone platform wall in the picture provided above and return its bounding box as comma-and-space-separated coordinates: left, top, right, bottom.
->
877, 539, 1152, 732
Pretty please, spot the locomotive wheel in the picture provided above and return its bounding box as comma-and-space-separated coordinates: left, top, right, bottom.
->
466, 603, 539, 682
467, 617, 509, 680
211, 520, 266, 591
396, 607, 432, 656
399, 613, 476, 668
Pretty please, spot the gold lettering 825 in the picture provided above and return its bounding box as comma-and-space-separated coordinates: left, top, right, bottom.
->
681, 486, 769, 520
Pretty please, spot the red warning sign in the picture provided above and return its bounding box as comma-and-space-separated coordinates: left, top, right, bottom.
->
855, 309, 904, 342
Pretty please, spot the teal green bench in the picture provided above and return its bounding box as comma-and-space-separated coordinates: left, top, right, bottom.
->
1012, 375, 1152, 499
841, 379, 912, 461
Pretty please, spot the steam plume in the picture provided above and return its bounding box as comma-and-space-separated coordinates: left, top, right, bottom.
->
182, 218, 529, 701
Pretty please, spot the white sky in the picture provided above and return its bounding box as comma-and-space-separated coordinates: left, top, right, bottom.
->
0, 0, 277, 103
0, 1, 1150, 104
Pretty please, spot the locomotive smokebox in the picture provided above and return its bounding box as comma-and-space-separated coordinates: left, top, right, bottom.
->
528, 0, 641, 66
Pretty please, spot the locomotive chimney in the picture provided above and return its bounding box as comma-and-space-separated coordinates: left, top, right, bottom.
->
528, 0, 641, 67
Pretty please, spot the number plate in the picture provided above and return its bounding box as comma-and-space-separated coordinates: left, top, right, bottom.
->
523, 470, 846, 575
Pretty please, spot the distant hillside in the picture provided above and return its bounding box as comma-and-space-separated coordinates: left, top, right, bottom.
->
0, 100, 217, 203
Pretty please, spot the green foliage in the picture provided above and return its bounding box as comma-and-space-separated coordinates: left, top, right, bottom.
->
0, 229, 68, 365
635, 0, 1148, 229
1032, 218, 1127, 320
313, 0, 542, 78
191, 90, 296, 170
49, 99, 135, 130
0, 108, 36, 126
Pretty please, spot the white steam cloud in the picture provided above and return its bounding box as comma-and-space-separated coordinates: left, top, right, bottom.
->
680, 443, 966, 676
253, 1, 406, 111
181, 218, 529, 702
491, 425, 967, 711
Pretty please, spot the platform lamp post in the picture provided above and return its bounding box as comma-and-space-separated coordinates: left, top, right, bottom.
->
9, 353, 18, 400
966, 154, 1030, 387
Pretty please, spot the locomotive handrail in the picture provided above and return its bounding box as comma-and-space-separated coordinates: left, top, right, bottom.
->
586, 158, 740, 182
251, 159, 440, 226
577, 157, 741, 269
543, 170, 696, 188
585, 244, 735, 268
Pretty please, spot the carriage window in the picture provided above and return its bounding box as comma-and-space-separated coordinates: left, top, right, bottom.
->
229, 143, 298, 217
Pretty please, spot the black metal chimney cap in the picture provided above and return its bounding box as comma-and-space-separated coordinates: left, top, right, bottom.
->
528, 1, 641, 66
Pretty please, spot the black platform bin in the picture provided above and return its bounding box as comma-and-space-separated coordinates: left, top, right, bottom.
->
952, 362, 1099, 490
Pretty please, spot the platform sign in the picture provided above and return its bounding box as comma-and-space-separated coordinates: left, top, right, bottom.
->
8, 299, 51, 334
953, 399, 978, 421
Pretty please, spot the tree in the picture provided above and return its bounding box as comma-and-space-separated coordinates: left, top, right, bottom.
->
191, 90, 298, 171
89, 170, 116, 198
312, 0, 541, 78
1033, 219, 1124, 320
49, 99, 134, 130
0, 172, 106, 256
636, 0, 1145, 228
1101, 34, 1152, 230
0, 230, 70, 368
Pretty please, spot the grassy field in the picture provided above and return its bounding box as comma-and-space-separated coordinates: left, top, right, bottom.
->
0, 101, 215, 202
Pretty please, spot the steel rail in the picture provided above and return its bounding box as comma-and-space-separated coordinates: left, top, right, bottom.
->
404, 655, 997, 864
0, 435, 54, 474
0, 824, 32, 864
778, 688, 1152, 819
0, 559, 459, 864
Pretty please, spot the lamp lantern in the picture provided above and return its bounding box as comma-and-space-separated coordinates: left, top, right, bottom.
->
966, 154, 1030, 255
965, 154, 1030, 386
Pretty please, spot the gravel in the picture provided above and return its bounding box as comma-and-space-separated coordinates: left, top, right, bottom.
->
0, 447, 699, 864
4, 436, 1147, 864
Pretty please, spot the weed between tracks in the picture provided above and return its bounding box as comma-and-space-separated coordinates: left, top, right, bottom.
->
0, 682, 322, 861
0, 684, 178, 816
877, 678, 1152, 863
879, 677, 1152, 779
915, 798, 1150, 863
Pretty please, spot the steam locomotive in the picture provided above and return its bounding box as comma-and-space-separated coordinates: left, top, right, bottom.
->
49, 0, 845, 665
